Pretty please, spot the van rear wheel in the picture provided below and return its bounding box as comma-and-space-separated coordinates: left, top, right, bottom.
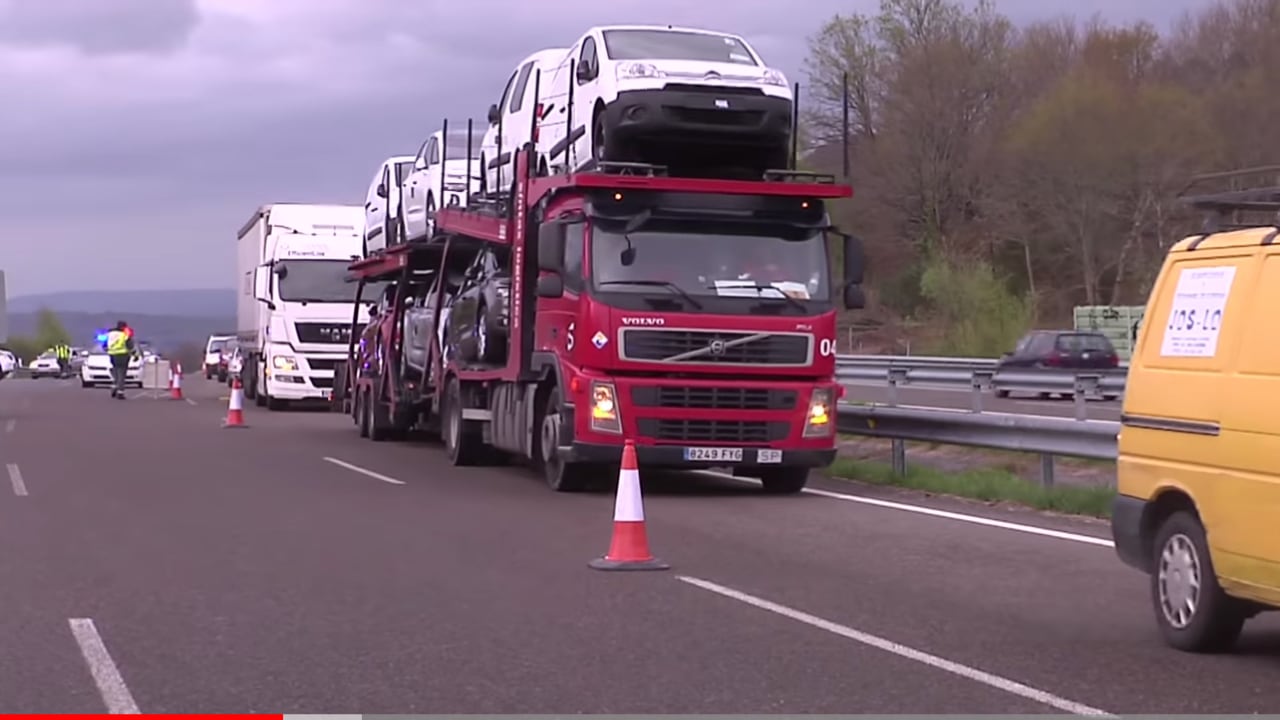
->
1151, 511, 1246, 652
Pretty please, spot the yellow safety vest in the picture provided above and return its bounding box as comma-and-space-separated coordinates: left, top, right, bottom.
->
106, 330, 129, 355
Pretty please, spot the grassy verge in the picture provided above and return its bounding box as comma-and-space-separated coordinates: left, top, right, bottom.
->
827, 456, 1115, 519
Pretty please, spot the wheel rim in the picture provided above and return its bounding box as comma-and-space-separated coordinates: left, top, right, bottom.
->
593, 119, 605, 161
1158, 532, 1202, 629
540, 407, 562, 483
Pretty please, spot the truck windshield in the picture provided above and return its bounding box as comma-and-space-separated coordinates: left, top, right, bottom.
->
277, 260, 388, 303
590, 219, 830, 303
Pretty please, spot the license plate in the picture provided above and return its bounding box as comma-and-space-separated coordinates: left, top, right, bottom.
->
684, 447, 744, 462
758, 449, 783, 464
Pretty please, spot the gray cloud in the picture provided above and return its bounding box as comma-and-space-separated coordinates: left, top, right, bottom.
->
0, 0, 200, 56
0, 0, 1215, 297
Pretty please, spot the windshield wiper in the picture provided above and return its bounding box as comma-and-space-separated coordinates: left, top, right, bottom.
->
597, 280, 703, 309
708, 281, 806, 311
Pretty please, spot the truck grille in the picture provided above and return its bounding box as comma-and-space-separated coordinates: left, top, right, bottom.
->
306, 358, 342, 371
311, 377, 334, 389
619, 329, 811, 366
631, 386, 797, 411
637, 419, 789, 443
295, 323, 359, 345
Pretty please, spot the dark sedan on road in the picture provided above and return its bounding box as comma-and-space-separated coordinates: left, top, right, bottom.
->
996, 330, 1120, 400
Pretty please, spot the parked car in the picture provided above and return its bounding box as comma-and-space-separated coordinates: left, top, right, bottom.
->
215, 338, 239, 383
444, 244, 511, 364
995, 330, 1120, 400
535, 26, 793, 178
400, 128, 482, 242
0, 350, 15, 379
362, 154, 415, 255
80, 350, 142, 388
29, 352, 63, 379
204, 335, 234, 379
478, 47, 570, 195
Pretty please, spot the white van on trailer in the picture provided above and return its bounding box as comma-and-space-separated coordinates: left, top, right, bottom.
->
237, 203, 385, 410
478, 47, 569, 196
400, 125, 483, 242
362, 155, 416, 256
536, 25, 794, 176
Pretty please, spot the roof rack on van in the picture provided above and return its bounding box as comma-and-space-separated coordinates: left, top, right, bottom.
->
1177, 165, 1280, 231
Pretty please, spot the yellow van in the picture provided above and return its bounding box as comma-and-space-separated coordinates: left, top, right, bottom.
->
1112, 167, 1280, 653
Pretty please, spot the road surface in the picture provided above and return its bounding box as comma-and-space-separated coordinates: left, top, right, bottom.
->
843, 381, 1123, 421
0, 375, 1274, 714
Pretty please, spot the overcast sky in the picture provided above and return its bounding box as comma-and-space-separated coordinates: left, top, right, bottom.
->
0, 0, 1212, 297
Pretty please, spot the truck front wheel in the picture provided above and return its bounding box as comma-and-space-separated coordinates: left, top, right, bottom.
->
757, 467, 810, 495
537, 386, 589, 492
443, 376, 483, 465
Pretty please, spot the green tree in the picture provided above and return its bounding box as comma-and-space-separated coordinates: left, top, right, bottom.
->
918, 252, 1031, 356
33, 307, 72, 350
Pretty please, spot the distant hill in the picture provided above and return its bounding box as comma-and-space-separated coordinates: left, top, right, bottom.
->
6, 311, 235, 352
7, 288, 235, 317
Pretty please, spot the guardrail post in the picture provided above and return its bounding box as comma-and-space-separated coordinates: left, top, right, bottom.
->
970, 371, 993, 413
887, 368, 907, 406
891, 439, 907, 476
1039, 454, 1055, 487
1073, 375, 1100, 421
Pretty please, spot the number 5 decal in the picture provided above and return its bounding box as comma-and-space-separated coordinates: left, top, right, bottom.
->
819, 338, 837, 357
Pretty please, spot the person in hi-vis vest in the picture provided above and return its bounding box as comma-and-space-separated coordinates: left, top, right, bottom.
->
101, 321, 135, 398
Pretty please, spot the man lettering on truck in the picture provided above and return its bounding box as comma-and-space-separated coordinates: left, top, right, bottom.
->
101, 321, 135, 399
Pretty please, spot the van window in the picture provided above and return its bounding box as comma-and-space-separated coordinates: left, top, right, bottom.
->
497, 70, 518, 118
509, 61, 534, 114
394, 161, 414, 184
602, 29, 758, 65
578, 37, 598, 83
428, 138, 440, 165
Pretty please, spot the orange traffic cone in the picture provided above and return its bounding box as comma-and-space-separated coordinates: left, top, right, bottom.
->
589, 440, 669, 571
169, 363, 184, 400
223, 376, 247, 428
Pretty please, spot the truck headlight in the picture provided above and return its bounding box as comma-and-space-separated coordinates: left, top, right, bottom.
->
272, 355, 298, 371
802, 387, 833, 438
589, 380, 621, 434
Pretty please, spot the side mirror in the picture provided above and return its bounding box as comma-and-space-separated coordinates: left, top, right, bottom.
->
376, 183, 387, 198
576, 62, 593, 82
487, 103, 501, 125
842, 283, 866, 310
253, 265, 276, 310
538, 223, 565, 272
536, 274, 564, 299
842, 233, 865, 285
273, 263, 288, 278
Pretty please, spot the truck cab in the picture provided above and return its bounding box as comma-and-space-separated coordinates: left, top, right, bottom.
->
239, 204, 387, 409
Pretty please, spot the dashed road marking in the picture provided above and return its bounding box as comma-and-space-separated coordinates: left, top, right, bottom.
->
4, 418, 14, 433
712, 472, 1113, 549
68, 618, 140, 714
185, 398, 197, 406
322, 457, 406, 485
678, 576, 1113, 716
7, 463, 27, 496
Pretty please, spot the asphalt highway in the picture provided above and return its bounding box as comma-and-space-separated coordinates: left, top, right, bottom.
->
1, 375, 1275, 713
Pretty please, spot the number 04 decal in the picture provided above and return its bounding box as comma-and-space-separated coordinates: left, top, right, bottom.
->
819, 338, 837, 357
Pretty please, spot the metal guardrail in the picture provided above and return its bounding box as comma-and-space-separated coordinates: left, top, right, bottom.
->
835, 402, 1119, 487
834, 354, 1128, 414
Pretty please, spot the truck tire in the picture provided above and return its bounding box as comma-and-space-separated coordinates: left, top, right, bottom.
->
443, 376, 483, 465
757, 467, 810, 495
1150, 511, 1247, 653
356, 389, 370, 438
537, 385, 589, 492
367, 386, 393, 442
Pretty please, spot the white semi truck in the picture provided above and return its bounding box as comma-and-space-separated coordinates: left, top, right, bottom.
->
236, 203, 384, 410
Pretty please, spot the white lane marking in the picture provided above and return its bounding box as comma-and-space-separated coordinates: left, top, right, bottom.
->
184, 398, 197, 406
4, 418, 14, 433
7, 463, 27, 496
322, 456, 406, 485
68, 618, 141, 714
709, 472, 1113, 548
678, 576, 1113, 716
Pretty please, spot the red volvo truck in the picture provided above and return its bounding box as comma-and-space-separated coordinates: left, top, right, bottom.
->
337, 130, 864, 494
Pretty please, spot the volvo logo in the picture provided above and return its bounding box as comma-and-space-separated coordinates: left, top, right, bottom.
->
708, 339, 727, 356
